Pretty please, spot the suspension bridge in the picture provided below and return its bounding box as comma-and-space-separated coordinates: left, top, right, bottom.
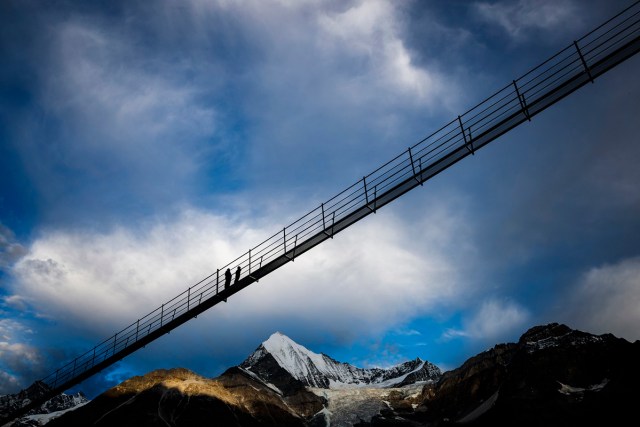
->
3, 1, 640, 423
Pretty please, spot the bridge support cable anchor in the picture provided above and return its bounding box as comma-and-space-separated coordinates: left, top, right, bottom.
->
408, 147, 423, 186
574, 40, 595, 83
513, 80, 532, 122
458, 116, 475, 155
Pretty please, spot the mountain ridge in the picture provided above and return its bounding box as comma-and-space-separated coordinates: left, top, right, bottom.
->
21, 323, 640, 426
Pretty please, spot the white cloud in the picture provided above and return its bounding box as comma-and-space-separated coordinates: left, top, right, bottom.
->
2, 295, 30, 312
442, 297, 530, 343
10, 200, 474, 362
561, 256, 640, 342
474, 0, 578, 40
316, 0, 452, 107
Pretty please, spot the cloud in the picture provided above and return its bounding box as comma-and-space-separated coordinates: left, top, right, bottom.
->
2, 0, 464, 229
474, 0, 579, 41
0, 319, 44, 393
0, 370, 21, 394
7, 198, 476, 382
394, 329, 421, 336
316, 0, 453, 107
0, 224, 27, 271
2, 295, 30, 312
4, 3, 226, 226
170, 0, 461, 194
11, 204, 469, 336
560, 256, 640, 342
442, 298, 530, 343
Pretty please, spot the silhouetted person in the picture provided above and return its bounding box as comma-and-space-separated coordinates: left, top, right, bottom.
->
224, 268, 232, 289
234, 266, 241, 284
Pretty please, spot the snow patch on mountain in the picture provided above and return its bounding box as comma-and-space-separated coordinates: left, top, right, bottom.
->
525, 331, 604, 353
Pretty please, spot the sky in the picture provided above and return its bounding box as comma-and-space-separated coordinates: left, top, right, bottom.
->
1, 0, 639, 398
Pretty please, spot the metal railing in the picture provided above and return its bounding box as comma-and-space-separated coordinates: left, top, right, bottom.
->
37, 0, 640, 399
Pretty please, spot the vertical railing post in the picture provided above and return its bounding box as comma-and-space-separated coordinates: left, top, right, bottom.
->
331, 211, 336, 237
249, 249, 252, 275
188, 287, 190, 311
513, 80, 531, 121
321, 203, 326, 230
161, 305, 164, 327
458, 115, 474, 155
574, 40, 594, 83
216, 269, 219, 295
283, 228, 287, 253
408, 147, 417, 176
136, 319, 139, 342
373, 185, 377, 212
408, 147, 422, 184
113, 333, 117, 355
292, 234, 298, 260
363, 176, 369, 205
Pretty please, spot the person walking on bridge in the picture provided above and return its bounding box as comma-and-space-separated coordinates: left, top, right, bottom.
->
234, 266, 242, 284
224, 268, 232, 289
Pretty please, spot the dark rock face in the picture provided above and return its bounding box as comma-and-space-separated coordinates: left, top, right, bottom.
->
419, 323, 640, 426
396, 359, 442, 387
238, 348, 310, 395
219, 367, 325, 419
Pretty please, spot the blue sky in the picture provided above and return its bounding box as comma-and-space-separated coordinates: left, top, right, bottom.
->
1, 0, 639, 398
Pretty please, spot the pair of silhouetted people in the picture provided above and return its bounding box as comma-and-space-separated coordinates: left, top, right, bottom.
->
224, 266, 242, 290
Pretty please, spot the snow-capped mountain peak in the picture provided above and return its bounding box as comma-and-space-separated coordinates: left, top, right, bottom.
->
262, 332, 329, 375
240, 332, 441, 391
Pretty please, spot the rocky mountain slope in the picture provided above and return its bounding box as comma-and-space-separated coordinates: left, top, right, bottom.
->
43, 332, 439, 426
362, 323, 640, 426
35, 323, 640, 426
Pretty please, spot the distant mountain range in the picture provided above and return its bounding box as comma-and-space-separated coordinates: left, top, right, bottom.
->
0, 382, 87, 427
4, 323, 640, 426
